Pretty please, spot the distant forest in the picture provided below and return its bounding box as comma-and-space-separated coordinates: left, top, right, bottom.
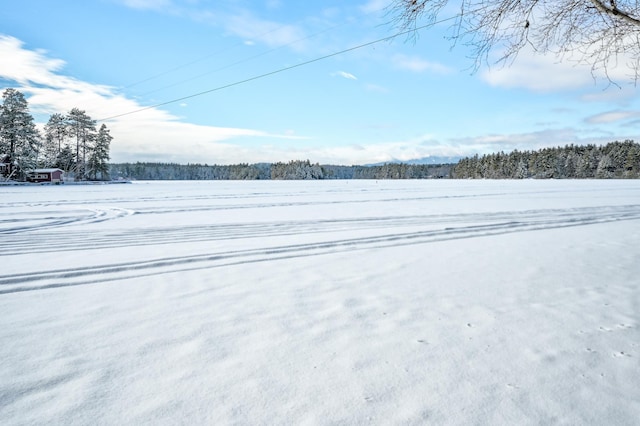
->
109, 140, 640, 180
109, 160, 452, 180
451, 140, 640, 179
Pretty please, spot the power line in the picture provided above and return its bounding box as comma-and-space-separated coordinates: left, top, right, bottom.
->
124, 4, 388, 94
98, 18, 452, 122
136, 18, 355, 98
123, 22, 301, 90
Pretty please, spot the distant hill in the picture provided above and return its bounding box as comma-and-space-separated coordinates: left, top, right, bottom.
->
366, 156, 461, 166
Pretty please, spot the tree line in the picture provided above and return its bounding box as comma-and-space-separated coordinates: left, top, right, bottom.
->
4, 85, 638, 181
109, 160, 452, 180
0, 88, 112, 181
452, 141, 640, 179
111, 142, 640, 181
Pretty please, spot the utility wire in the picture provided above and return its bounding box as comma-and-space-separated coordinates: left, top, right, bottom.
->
123, 4, 388, 93
98, 18, 452, 122
122, 20, 293, 89
137, 18, 355, 98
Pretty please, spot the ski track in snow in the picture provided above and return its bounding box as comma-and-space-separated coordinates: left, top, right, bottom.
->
1, 190, 640, 294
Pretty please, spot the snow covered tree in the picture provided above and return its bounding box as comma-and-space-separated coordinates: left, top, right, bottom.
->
0, 88, 41, 180
42, 113, 68, 167
624, 144, 640, 177
41, 133, 59, 168
270, 160, 324, 179
55, 145, 76, 173
66, 108, 96, 180
87, 124, 112, 180
596, 154, 615, 178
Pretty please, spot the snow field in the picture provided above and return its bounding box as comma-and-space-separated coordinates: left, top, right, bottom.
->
1, 180, 639, 424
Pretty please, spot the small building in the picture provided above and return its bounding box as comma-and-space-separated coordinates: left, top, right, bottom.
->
26, 168, 64, 183
0, 154, 9, 178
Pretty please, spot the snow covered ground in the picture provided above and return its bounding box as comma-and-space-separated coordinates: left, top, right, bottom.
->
1, 180, 639, 425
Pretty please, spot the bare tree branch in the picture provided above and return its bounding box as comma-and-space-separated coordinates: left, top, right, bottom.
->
589, 0, 640, 26
388, 0, 640, 84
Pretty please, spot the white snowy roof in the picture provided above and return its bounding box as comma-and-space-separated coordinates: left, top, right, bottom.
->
30, 168, 64, 173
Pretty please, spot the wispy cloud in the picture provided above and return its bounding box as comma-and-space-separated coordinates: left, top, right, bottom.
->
0, 36, 69, 86
305, 126, 640, 164
360, 0, 388, 14
223, 12, 308, 50
443, 127, 631, 155
116, 0, 309, 52
331, 71, 358, 80
266, 0, 283, 9
271, 136, 459, 165
585, 110, 640, 124
119, 0, 172, 10
364, 83, 389, 93
581, 88, 638, 105
480, 45, 639, 93
392, 54, 452, 74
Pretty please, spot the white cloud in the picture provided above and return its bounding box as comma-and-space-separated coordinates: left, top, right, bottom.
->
392, 54, 452, 74
119, 0, 173, 11
581, 87, 638, 104
360, 0, 388, 14
223, 12, 307, 51
298, 126, 640, 165
116, 1, 308, 52
480, 44, 640, 93
443, 127, 635, 155
364, 83, 389, 93
265, 0, 283, 9
331, 71, 358, 80
0, 36, 67, 85
266, 138, 453, 165
585, 110, 640, 124
481, 54, 591, 92
0, 34, 304, 165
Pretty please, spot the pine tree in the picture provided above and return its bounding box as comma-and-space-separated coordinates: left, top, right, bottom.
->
43, 113, 68, 167
624, 144, 640, 177
0, 88, 41, 180
55, 145, 76, 173
87, 124, 112, 180
66, 108, 96, 180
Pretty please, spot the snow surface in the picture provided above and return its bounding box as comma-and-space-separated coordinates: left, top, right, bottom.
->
1, 180, 639, 425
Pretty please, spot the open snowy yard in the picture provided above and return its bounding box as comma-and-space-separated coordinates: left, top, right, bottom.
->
1, 180, 639, 425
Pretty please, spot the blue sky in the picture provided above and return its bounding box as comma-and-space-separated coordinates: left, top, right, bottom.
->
1, 0, 639, 165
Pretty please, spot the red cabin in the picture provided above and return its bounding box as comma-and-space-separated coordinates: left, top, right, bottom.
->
27, 168, 64, 183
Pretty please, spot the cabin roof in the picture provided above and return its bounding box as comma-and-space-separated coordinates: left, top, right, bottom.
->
30, 168, 64, 173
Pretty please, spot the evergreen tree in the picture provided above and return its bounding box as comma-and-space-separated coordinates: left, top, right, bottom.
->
43, 113, 68, 167
451, 141, 640, 179
41, 133, 59, 168
55, 145, 76, 173
87, 124, 112, 180
0, 88, 41, 179
624, 144, 640, 177
67, 108, 96, 180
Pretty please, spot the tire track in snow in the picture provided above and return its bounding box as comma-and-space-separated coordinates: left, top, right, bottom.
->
0, 206, 134, 234
1, 204, 639, 295
0, 189, 533, 235
1, 205, 639, 255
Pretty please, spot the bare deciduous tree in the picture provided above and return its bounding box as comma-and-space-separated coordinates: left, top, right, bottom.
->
388, 0, 640, 83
